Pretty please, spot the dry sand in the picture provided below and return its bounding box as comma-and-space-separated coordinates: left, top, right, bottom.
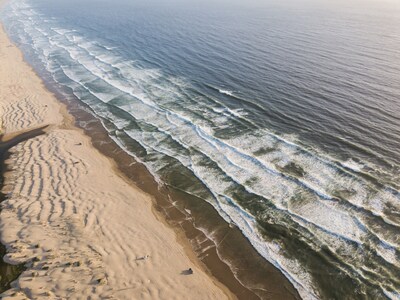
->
0, 18, 232, 300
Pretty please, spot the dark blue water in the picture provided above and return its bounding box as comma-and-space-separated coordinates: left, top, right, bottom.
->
2, 0, 400, 298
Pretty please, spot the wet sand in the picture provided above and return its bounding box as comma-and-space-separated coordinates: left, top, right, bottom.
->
55, 93, 301, 300
0, 20, 231, 299
0, 1, 301, 298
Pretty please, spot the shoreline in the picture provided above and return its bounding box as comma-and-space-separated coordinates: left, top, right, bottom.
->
0, 19, 233, 299
1, 0, 399, 298
46, 60, 300, 300
0, 2, 301, 299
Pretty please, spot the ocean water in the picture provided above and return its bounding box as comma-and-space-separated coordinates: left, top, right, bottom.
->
2, 0, 400, 298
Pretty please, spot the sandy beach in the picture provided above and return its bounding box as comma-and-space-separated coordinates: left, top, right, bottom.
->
0, 18, 232, 300
2, 0, 399, 298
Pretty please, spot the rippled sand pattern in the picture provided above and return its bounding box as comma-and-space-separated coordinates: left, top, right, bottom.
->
0, 23, 228, 300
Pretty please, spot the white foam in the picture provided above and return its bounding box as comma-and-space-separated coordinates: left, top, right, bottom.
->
383, 289, 400, 300
218, 89, 234, 96
376, 242, 398, 265
51, 27, 72, 36
341, 158, 364, 172
6, 4, 399, 297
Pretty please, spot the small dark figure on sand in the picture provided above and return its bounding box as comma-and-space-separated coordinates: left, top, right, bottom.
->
181, 267, 194, 275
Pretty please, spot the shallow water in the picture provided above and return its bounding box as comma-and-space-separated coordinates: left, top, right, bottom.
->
1, 0, 400, 298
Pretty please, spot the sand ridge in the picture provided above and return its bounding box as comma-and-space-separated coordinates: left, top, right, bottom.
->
0, 20, 230, 300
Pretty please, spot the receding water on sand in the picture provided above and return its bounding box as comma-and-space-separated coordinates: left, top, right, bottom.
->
42, 85, 301, 299
1, 0, 400, 298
